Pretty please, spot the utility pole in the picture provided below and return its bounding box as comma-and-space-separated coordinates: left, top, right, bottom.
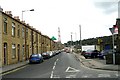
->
79, 25, 82, 52
71, 32, 73, 46
70, 32, 73, 52
109, 25, 115, 65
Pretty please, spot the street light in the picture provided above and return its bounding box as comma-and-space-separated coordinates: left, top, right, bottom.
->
22, 9, 34, 21
79, 25, 82, 52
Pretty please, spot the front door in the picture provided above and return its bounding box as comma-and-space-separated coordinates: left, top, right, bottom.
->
17, 44, 20, 62
4, 43, 7, 65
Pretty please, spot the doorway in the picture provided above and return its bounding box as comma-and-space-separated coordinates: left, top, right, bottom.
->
17, 44, 20, 62
3, 43, 7, 65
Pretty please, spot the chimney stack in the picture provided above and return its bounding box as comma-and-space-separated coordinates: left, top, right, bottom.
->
5, 11, 12, 17
26, 23, 29, 26
21, 20, 25, 24
14, 16, 20, 21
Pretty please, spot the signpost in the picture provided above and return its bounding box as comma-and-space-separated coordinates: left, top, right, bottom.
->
109, 25, 118, 65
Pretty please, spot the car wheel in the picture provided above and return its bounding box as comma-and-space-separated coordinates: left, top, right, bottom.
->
85, 56, 88, 59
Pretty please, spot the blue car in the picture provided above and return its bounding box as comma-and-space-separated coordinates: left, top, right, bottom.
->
98, 49, 116, 59
29, 54, 44, 64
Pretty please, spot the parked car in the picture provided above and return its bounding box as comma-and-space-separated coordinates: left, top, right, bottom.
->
92, 50, 99, 58
98, 49, 116, 59
41, 52, 51, 59
83, 50, 93, 59
83, 50, 99, 59
52, 51, 57, 56
47, 51, 54, 57
81, 51, 86, 55
29, 54, 44, 64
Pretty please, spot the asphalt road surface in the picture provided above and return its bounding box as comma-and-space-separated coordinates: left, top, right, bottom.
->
2, 52, 119, 79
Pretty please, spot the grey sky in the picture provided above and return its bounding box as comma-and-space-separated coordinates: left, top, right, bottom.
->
94, 2, 118, 14
0, 0, 118, 43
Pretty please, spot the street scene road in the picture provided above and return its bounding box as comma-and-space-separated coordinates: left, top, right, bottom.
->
0, 0, 120, 80
2, 52, 118, 78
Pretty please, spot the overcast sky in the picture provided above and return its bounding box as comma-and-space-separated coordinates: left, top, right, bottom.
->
0, 0, 119, 43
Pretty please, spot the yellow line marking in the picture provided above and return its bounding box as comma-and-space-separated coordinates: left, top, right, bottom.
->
1, 65, 28, 76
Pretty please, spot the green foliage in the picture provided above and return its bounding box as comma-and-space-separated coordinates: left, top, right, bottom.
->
64, 34, 118, 47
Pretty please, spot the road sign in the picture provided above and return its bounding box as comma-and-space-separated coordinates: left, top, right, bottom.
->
51, 36, 57, 40
109, 28, 114, 34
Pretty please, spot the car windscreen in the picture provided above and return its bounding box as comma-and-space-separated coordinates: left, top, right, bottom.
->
86, 50, 93, 53
30, 54, 39, 58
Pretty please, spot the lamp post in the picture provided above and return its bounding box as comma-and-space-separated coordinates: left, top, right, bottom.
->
79, 25, 82, 52
22, 9, 34, 60
22, 9, 34, 21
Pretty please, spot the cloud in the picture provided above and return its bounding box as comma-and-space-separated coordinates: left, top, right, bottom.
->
93, 1, 118, 14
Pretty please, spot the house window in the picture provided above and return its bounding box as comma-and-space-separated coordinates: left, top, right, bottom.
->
22, 45, 25, 57
33, 33, 34, 42
17, 25, 20, 37
3, 18, 7, 34
12, 22, 15, 37
30, 31, 31, 41
22, 27, 25, 38
26, 28, 28, 39
12, 44, 16, 59
39, 35, 41, 43
36, 33, 37, 42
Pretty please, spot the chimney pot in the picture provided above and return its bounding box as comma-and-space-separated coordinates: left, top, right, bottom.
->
5, 11, 12, 17
14, 16, 20, 21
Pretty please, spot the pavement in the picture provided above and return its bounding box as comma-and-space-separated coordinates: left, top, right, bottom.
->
0, 60, 29, 74
0, 52, 119, 76
74, 53, 120, 71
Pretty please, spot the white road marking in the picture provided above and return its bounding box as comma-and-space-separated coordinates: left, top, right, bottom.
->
81, 74, 92, 78
66, 75, 76, 78
56, 59, 59, 62
50, 58, 59, 78
54, 62, 56, 66
82, 75, 89, 78
65, 66, 80, 72
53, 66, 55, 70
50, 71, 54, 78
115, 74, 119, 77
52, 75, 60, 78
98, 74, 110, 78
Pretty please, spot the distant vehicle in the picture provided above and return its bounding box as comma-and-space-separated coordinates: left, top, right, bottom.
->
52, 51, 56, 56
47, 51, 54, 57
41, 52, 51, 59
55, 50, 61, 55
29, 54, 44, 64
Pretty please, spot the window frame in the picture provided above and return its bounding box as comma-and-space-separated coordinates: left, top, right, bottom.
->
22, 27, 25, 38
3, 18, 7, 34
12, 44, 16, 59
12, 22, 15, 37
17, 25, 20, 38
